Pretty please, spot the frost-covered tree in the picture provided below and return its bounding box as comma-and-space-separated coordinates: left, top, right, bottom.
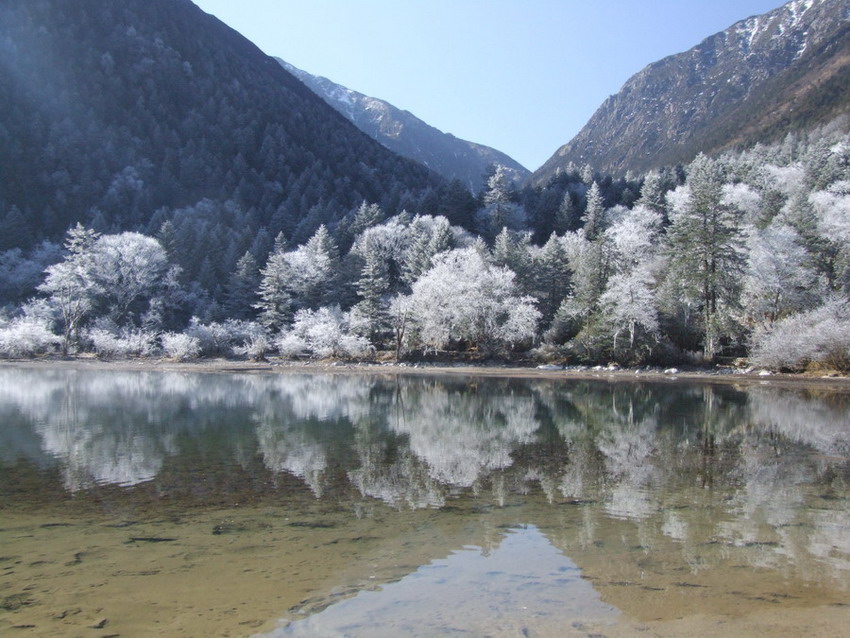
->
554, 190, 580, 234
254, 249, 293, 331
741, 223, 822, 326
582, 182, 606, 240
605, 204, 662, 271
809, 180, 850, 291
582, 205, 664, 361
553, 230, 614, 338
598, 267, 659, 359
401, 215, 454, 285
475, 165, 526, 239
38, 224, 102, 353
298, 224, 341, 308
407, 247, 539, 354
809, 180, 850, 242
491, 228, 533, 294
636, 170, 667, 215
750, 297, 850, 371
276, 306, 372, 360
349, 201, 384, 239
85, 232, 174, 327
665, 154, 744, 359
721, 182, 763, 226
388, 294, 414, 361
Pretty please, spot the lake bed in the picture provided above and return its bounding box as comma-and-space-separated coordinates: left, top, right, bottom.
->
1, 365, 848, 636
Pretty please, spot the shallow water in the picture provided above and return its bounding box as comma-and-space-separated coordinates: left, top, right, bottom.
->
0, 367, 848, 636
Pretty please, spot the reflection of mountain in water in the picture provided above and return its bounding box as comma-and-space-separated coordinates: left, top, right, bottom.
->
1, 367, 848, 579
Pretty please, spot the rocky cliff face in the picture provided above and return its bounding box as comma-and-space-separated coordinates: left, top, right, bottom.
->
279, 60, 529, 191
533, 0, 850, 182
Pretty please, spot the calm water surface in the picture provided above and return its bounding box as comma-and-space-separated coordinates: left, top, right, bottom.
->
0, 365, 848, 637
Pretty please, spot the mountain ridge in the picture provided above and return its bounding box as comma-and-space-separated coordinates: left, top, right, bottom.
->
533, 0, 850, 181
278, 59, 529, 192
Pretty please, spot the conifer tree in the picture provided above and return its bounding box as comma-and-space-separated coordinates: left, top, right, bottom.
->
637, 171, 667, 215
665, 154, 744, 360
39, 224, 102, 354
535, 233, 571, 324
254, 249, 293, 331
554, 191, 579, 234
353, 247, 390, 340
302, 224, 341, 308
583, 182, 605, 240
224, 251, 260, 320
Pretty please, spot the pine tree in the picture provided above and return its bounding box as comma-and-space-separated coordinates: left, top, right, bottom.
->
350, 201, 384, 238
665, 154, 744, 360
224, 251, 260, 320
156, 220, 178, 265
583, 182, 605, 240
354, 246, 390, 340
475, 165, 526, 240
272, 231, 288, 256
65, 222, 101, 256
401, 216, 453, 286
303, 224, 340, 307
535, 233, 571, 324
554, 191, 579, 234
637, 171, 667, 215
491, 228, 533, 295
254, 250, 293, 330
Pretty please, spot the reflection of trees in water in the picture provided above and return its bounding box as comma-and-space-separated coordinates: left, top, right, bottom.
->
748, 389, 850, 456
2, 368, 849, 577
386, 379, 539, 488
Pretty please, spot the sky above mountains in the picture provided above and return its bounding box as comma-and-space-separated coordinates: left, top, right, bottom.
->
194, 0, 786, 171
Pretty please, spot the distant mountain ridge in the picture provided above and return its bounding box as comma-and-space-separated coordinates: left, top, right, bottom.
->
533, 0, 850, 181
278, 60, 529, 191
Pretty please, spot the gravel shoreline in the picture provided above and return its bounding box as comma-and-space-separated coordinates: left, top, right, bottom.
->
2, 356, 849, 392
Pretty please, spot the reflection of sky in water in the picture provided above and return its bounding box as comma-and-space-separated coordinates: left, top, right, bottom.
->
265, 525, 618, 638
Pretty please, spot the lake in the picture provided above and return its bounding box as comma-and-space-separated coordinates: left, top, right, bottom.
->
0, 365, 848, 637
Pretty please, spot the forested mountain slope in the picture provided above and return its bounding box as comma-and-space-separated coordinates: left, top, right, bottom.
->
534, 0, 850, 181
0, 0, 439, 251
279, 60, 530, 192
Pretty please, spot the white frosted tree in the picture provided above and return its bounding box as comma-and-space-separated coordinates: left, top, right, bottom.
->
254, 249, 293, 331
637, 170, 667, 215
407, 247, 539, 354
590, 205, 664, 361
605, 204, 662, 271
85, 232, 173, 326
741, 223, 822, 327
582, 181, 606, 240
598, 267, 659, 356
475, 165, 526, 239
401, 215, 455, 285
276, 306, 372, 360
38, 224, 101, 354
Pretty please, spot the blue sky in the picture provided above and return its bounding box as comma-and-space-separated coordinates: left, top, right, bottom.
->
193, 0, 786, 171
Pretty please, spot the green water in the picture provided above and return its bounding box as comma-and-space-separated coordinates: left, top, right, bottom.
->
0, 366, 848, 637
